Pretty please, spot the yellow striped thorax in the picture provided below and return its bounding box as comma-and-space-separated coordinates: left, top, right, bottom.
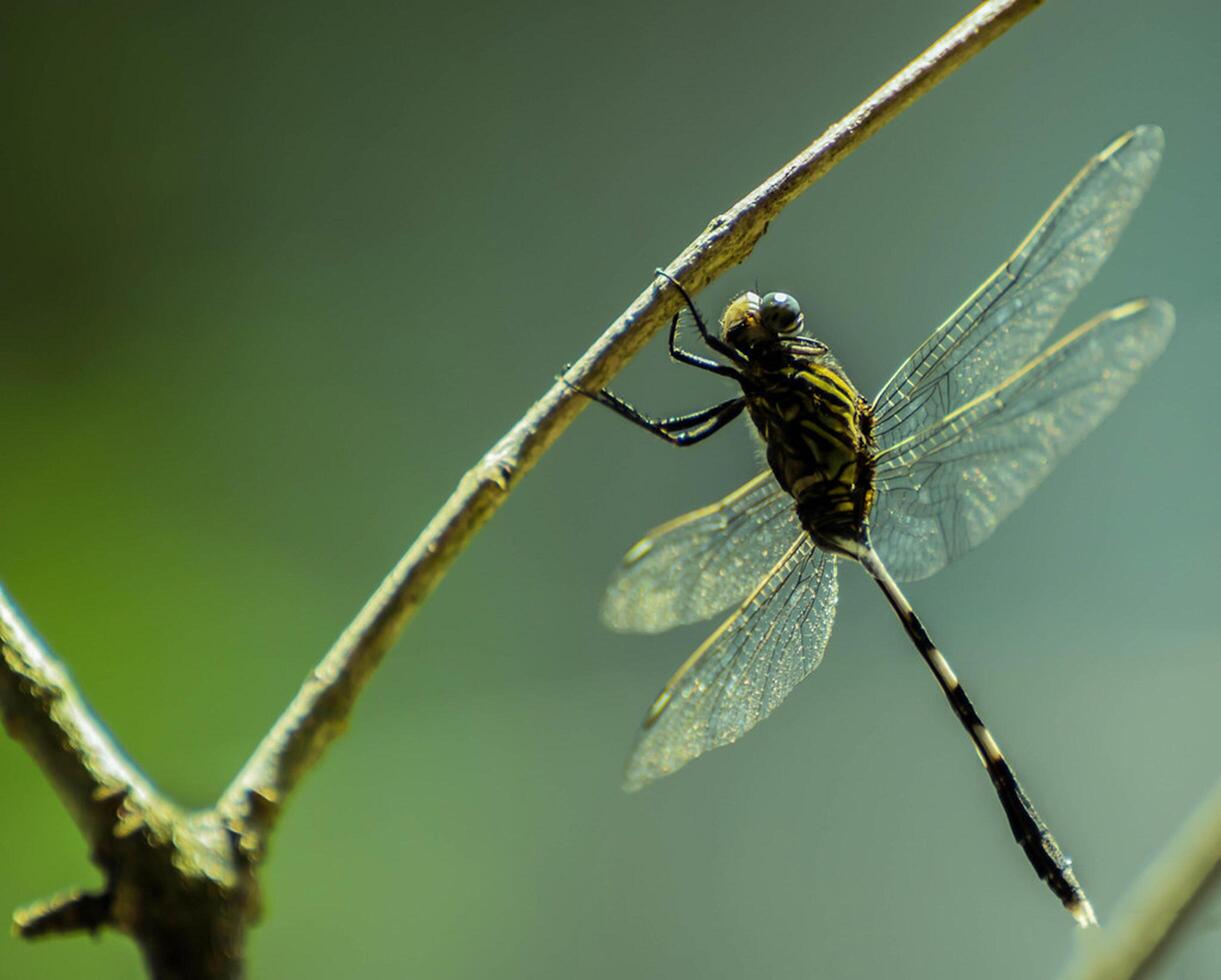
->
722, 291, 876, 550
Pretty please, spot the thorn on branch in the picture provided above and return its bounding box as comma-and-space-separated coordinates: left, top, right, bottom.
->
225, 786, 281, 865
13, 887, 113, 940
92, 782, 128, 805
91, 781, 131, 826
114, 804, 147, 840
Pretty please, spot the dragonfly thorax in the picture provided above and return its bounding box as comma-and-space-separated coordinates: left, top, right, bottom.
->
739, 339, 876, 554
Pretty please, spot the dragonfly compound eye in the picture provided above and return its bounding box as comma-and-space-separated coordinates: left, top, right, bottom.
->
760, 292, 804, 334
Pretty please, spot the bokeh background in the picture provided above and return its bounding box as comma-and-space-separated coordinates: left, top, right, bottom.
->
2, 2, 1218, 977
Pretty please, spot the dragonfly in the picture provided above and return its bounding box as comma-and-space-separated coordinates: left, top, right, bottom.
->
576, 126, 1173, 927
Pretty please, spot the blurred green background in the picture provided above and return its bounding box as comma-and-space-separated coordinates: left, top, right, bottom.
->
2, 2, 1218, 977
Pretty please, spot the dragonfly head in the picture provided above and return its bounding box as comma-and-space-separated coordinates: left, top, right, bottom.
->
722, 291, 806, 352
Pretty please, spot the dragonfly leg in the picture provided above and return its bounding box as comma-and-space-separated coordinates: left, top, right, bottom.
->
583, 385, 746, 447
666, 312, 744, 380
655, 269, 748, 367
861, 550, 1096, 928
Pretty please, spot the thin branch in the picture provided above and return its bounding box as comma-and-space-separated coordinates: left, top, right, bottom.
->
218, 0, 1048, 838
1060, 779, 1221, 980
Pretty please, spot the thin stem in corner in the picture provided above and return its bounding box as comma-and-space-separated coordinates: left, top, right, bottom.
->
1059, 779, 1221, 980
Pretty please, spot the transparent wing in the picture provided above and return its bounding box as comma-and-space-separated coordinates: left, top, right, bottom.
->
602, 471, 800, 634
869, 299, 1174, 581
873, 126, 1164, 449
625, 539, 837, 791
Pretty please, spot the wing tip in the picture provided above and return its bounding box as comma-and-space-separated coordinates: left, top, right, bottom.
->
1128, 122, 1164, 147
622, 752, 681, 793
599, 591, 680, 634
1114, 123, 1164, 161
598, 592, 626, 631
621, 752, 661, 794
596, 537, 657, 630
1145, 296, 1176, 333
1115, 296, 1176, 350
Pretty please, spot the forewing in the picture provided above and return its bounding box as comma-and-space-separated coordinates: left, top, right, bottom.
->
625, 539, 837, 791
869, 299, 1174, 581
873, 126, 1164, 449
602, 471, 799, 634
